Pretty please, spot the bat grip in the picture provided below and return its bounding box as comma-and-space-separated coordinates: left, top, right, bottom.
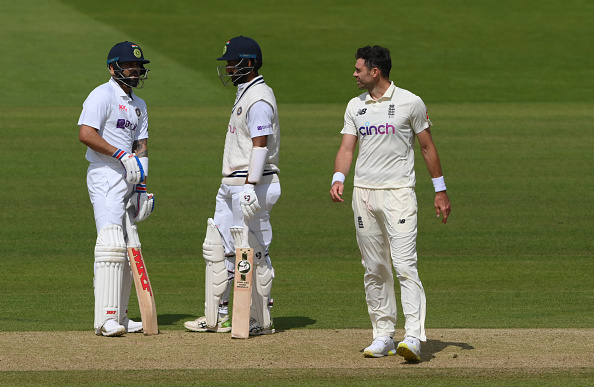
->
242, 218, 249, 248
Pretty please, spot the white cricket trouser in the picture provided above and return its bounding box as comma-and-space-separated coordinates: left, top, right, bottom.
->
214, 182, 281, 256
87, 163, 133, 233
352, 187, 426, 342
212, 182, 280, 315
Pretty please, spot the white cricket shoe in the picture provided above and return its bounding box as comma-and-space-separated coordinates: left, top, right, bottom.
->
122, 317, 143, 333
96, 319, 126, 337
397, 336, 422, 362
363, 336, 396, 358
249, 318, 275, 336
184, 315, 231, 332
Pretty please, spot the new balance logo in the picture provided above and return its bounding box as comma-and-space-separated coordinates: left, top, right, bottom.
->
398, 219, 406, 224
356, 108, 367, 116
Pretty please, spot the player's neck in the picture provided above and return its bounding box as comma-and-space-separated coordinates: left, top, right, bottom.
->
368, 79, 391, 101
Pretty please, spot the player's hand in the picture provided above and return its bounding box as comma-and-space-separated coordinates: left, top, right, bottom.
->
330, 182, 345, 202
434, 191, 451, 224
128, 183, 155, 222
240, 185, 261, 220
112, 149, 145, 184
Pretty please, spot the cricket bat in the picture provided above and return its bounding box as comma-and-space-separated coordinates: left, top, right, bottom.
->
231, 223, 254, 339
125, 209, 159, 335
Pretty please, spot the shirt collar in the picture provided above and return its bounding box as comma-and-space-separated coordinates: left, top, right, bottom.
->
236, 75, 264, 94
109, 77, 134, 100
365, 81, 396, 103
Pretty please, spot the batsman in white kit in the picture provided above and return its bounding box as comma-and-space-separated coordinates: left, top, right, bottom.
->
78, 41, 155, 337
185, 36, 280, 336
330, 46, 452, 361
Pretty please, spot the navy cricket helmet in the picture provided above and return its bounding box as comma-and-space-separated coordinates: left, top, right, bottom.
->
216, 36, 262, 86
107, 41, 150, 89
107, 41, 150, 66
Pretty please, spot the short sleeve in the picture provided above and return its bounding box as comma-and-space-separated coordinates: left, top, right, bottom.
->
410, 95, 432, 134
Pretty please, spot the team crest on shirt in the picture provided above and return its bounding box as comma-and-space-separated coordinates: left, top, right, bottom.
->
236, 106, 243, 116
388, 104, 395, 118
135, 107, 141, 117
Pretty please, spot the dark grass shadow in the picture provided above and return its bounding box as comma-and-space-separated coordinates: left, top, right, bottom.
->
129, 314, 195, 326
273, 316, 317, 332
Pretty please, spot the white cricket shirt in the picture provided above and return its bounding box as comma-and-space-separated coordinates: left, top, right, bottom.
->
222, 76, 280, 185
78, 78, 149, 164
341, 82, 432, 189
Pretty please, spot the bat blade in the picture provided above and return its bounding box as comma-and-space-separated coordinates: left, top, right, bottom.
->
128, 246, 159, 335
231, 247, 254, 339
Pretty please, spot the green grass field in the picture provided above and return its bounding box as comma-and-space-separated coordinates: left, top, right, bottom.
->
1, 0, 593, 385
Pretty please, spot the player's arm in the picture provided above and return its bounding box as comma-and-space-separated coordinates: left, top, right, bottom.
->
417, 128, 451, 224
240, 102, 272, 219
79, 124, 118, 156
133, 138, 148, 158
330, 133, 357, 203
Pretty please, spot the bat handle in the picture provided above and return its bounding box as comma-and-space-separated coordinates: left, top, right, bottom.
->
242, 218, 249, 248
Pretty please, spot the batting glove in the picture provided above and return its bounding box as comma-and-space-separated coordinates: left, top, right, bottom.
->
128, 183, 155, 222
239, 185, 261, 220
112, 149, 145, 184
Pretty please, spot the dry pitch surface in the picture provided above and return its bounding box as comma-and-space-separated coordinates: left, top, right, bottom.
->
1, 329, 593, 371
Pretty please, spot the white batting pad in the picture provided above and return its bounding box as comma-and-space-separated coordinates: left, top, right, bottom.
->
203, 218, 227, 328
247, 232, 274, 329
120, 258, 133, 324
94, 224, 127, 330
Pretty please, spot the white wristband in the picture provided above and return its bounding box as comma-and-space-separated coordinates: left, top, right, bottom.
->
332, 172, 345, 185
432, 176, 446, 192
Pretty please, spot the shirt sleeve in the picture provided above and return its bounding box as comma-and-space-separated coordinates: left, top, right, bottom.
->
410, 95, 432, 134
78, 88, 109, 130
134, 101, 149, 141
340, 99, 358, 136
247, 100, 274, 138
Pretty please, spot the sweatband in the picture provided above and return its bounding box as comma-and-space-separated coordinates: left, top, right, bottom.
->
332, 172, 345, 185
432, 176, 446, 192
247, 147, 268, 184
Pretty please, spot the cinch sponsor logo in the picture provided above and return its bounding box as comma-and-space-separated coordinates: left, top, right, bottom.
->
132, 249, 152, 296
116, 119, 138, 131
359, 122, 395, 136
257, 124, 272, 131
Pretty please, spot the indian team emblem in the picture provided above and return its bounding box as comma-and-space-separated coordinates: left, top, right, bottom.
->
236, 106, 243, 116
135, 107, 141, 117
133, 48, 142, 58
222, 42, 229, 55
237, 260, 251, 275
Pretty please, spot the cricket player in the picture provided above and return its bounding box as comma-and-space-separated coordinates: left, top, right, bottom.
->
78, 41, 155, 337
185, 36, 280, 335
330, 46, 451, 361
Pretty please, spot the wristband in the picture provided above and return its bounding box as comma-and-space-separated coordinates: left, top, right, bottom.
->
332, 172, 345, 185
432, 176, 446, 192
135, 183, 147, 193
112, 149, 127, 160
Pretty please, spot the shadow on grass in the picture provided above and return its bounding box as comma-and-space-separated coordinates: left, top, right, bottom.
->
274, 316, 317, 331
148, 314, 195, 326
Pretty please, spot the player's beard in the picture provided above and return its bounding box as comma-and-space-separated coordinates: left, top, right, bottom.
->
126, 77, 140, 88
